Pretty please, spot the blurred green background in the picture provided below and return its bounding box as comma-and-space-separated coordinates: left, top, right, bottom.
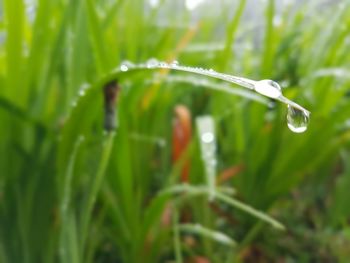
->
1, 0, 350, 262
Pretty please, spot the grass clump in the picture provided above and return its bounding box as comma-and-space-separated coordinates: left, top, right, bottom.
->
1, 0, 350, 262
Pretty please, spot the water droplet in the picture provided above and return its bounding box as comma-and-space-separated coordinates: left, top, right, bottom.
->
120, 61, 134, 72
120, 64, 128, 72
78, 84, 89, 96
254, 79, 282, 99
159, 62, 169, 68
146, 58, 159, 68
286, 105, 310, 133
171, 60, 179, 67
201, 132, 214, 143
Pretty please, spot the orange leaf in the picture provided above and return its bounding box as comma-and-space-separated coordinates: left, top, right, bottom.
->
172, 105, 192, 182
217, 164, 244, 184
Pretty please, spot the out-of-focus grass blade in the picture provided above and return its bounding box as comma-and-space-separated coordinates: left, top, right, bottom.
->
3, 0, 25, 102
261, 0, 275, 78
80, 132, 115, 258
84, 0, 109, 74
59, 135, 84, 263
330, 150, 350, 226
172, 209, 183, 263
57, 84, 102, 176
219, 0, 246, 71
178, 223, 236, 247
160, 184, 284, 230
215, 191, 285, 231
196, 116, 217, 200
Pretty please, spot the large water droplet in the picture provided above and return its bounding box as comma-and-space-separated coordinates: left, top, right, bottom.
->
286, 105, 310, 133
254, 79, 282, 99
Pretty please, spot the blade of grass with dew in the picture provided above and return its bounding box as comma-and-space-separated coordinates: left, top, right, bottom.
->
2, 0, 350, 261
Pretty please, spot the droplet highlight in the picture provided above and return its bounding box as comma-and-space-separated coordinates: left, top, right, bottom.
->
254, 79, 282, 99
286, 105, 310, 133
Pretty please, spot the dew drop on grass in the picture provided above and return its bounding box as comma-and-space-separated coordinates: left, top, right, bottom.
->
286, 105, 310, 133
171, 60, 179, 67
146, 58, 159, 68
254, 79, 282, 99
78, 83, 89, 96
120, 61, 134, 72
120, 64, 128, 72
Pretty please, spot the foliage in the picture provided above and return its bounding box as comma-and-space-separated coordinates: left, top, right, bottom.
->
1, 0, 350, 262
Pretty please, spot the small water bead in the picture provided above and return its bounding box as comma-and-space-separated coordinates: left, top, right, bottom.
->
120, 64, 128, 72
171, 60, 179, 67
120, 60, 134, 72
146, 58, 159, 68
254, 79, 282, 99
159, 62, 170, 68
286, 105, 310, 133
78, 83, 89, 96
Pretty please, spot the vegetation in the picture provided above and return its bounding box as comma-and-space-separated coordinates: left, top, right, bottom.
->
1, 0, 350, 262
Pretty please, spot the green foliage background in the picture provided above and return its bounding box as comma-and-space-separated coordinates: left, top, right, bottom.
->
1, 0, 350, 262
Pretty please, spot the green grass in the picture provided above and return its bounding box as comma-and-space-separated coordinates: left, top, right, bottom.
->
1, 0, 350, 262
